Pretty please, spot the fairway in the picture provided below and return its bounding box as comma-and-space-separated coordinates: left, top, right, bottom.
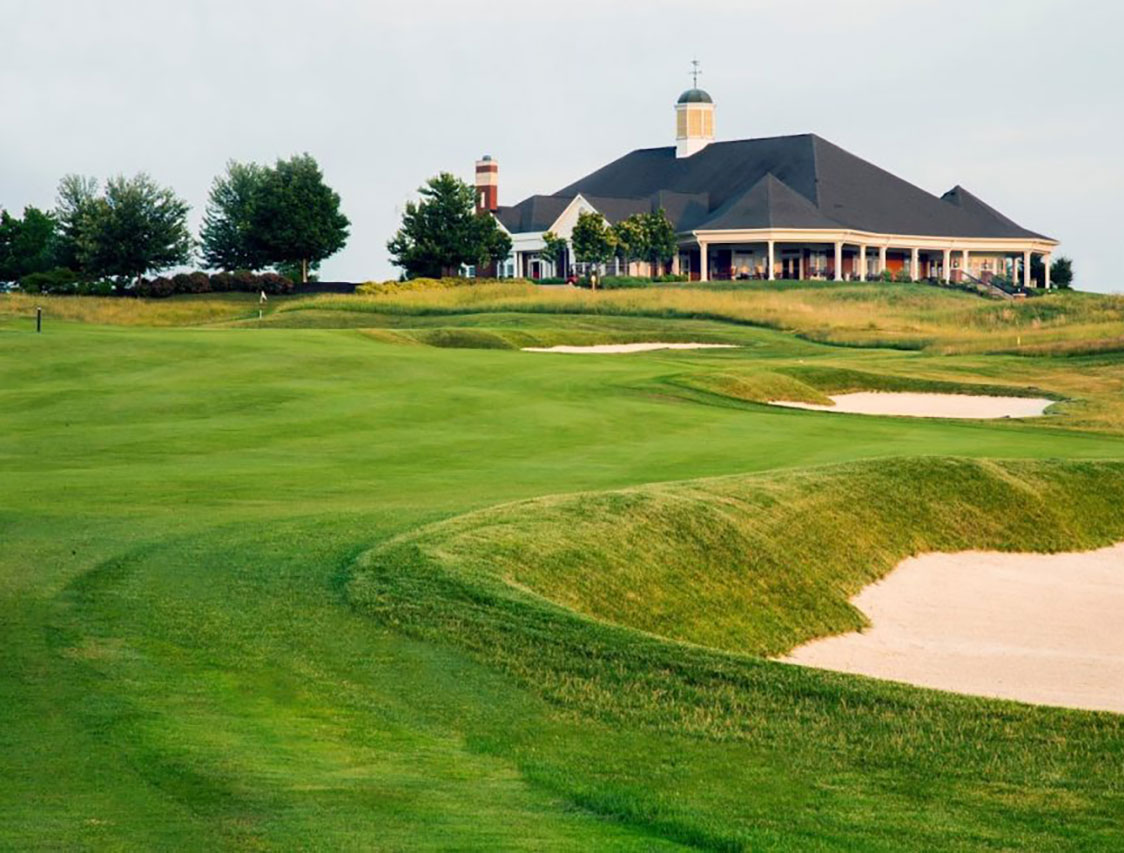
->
4, 288, 1124, 850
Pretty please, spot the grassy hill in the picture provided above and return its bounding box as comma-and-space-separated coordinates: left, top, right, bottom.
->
3, 287, 1124, 849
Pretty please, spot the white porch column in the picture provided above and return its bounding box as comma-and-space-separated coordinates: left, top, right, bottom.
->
1023, 250, 1032, 288
797, 252, 805, 281
858, 244, 868, 280
767, 240, 776, 281
671, 252, 681, 276
699, 242, 709, 282
833, 241, 843, 281
1043, 253, 1052, 289
878, 246, 887, 276
911, 248, 920, 281
942, 248, 952, 283
961, 249, 970, 281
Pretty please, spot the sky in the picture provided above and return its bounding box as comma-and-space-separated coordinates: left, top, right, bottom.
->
2, 0, 1120, 290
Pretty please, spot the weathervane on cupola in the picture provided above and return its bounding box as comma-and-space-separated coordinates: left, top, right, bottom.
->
676, 59, 715, 159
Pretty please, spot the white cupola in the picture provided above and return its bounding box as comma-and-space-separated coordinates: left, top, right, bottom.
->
675, 61, 714, 158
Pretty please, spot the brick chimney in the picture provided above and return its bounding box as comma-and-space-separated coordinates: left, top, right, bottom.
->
475, 155, 498, 213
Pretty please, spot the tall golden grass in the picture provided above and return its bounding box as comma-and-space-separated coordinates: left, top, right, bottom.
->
0, 293, 259, 327
279, 283, 1124, 355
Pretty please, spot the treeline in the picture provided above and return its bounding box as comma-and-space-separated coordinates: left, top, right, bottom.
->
0, 153, 348, 294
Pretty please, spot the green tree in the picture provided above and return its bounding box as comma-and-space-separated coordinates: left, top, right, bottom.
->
200, 161, 270, 271
249, 154, 350, 283
387, 172, 512, 279
540, 231, 568, 277
54, 174, 99, 272
641, 209, 678, 275
78, 174, 193, 282
611, 217, 646, 274
1051, 256, 1074, 289
570, 211, 616, 283
0, 207, 59, 282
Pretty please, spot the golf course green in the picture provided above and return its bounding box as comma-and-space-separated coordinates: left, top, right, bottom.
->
3, 284, 1124, 850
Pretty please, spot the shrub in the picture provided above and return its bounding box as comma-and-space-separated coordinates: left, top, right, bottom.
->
172, 272, 193, 292
20, 267, 81, 294
210, 271, 235, 292
880, 269, 894, 283
233, 269, 257, 291
184, 271, 212, 293
75, 279, 116, 296
136, 276, 176, 298
258, 272, 294, 294
894, 269, 913, 283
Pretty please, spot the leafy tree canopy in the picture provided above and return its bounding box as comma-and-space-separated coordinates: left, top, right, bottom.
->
54, 174, 99, 272
611, 217, 647, 266
570, 211, 616, 269
540, 231, 568, 274
0, 206, 59, 282
61, 173, 193, 281
200, 161, 271, 272
641, 209, 678, 273
1051, 256, 1074, 289
387, 172, 512, 279
248, 154, 350, 282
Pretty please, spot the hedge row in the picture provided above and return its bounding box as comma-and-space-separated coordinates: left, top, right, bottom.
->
16, 267, 295, 297
135, 270, 294, 298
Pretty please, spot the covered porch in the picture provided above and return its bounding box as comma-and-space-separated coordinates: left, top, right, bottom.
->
678, 230, 1059, 289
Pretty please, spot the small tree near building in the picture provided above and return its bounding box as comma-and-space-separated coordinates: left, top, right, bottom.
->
387, 172, 512, 279
1051, 256, 1074, 289
570, 211, 616, 286
611, 217, 646, 275
540, 231, 569, 278
641, 209, 678, 276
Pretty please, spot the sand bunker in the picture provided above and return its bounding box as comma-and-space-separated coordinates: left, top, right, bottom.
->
781, 544, 1124, 713
770, 391, 1053, 419
522, 342, 738, 354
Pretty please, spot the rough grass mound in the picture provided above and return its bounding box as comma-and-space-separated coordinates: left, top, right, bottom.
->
351, 457, 1124, 660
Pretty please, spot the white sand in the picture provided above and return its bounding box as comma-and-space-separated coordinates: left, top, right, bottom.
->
781, 544, 1124, 713
522, 342, 738, 354
770, 391, 1053, 419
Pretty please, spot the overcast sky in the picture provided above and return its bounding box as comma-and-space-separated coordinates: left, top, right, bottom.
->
3, 0, 1120, 290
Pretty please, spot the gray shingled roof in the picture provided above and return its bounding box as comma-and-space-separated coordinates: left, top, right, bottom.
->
497, 133, 1048, 240
694, 172, 841, 231
493, 195, 570, 233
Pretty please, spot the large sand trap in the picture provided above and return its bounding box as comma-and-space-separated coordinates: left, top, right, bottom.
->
522, 342, 738, 354
781, 544, 1124, 713
770, 391, 1053, 419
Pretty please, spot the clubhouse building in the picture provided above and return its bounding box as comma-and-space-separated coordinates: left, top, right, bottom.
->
477, 84, 1058, 287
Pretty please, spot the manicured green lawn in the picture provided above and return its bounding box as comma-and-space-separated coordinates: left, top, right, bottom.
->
3, 309, 1124, 849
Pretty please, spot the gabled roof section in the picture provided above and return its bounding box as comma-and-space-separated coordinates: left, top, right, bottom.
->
695, 173, 842, 231
493, 195, 571, 233
582, 195, 650, 225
